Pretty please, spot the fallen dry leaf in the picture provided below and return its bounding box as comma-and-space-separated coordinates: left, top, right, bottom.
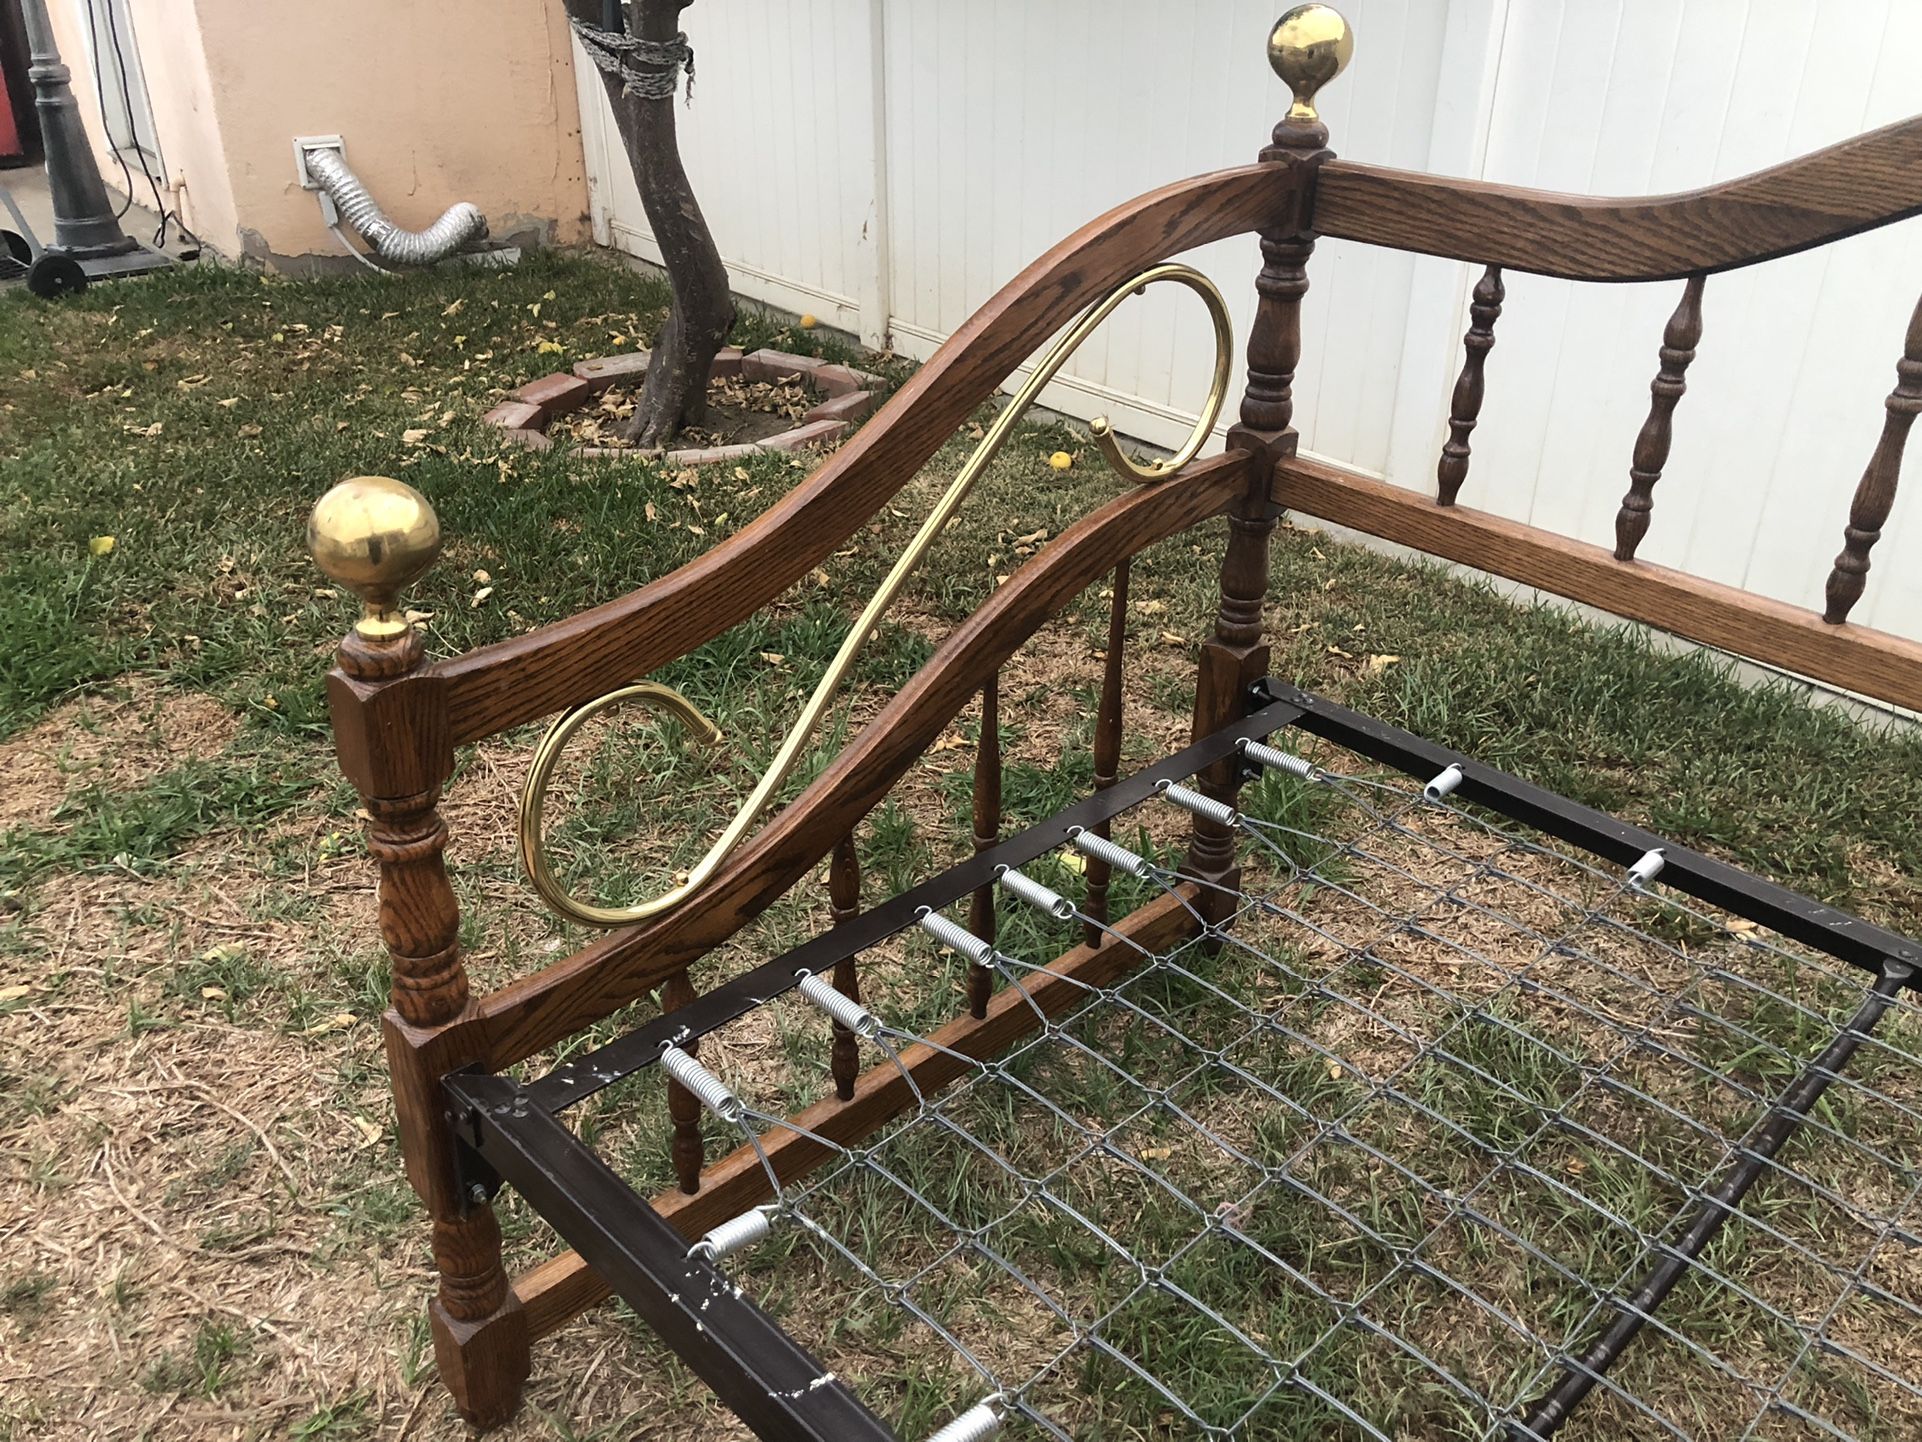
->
299, 1011, 358, 1037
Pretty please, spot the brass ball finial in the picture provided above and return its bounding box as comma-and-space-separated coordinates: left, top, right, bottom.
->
1268, 5, 1353, 124
307, 476, 441, 640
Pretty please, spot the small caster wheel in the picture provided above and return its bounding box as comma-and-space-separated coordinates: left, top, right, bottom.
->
27, 253, 87, 298
1, 230, 30, 267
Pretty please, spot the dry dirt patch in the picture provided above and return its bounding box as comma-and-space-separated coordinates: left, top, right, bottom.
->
0, 685, 239, 831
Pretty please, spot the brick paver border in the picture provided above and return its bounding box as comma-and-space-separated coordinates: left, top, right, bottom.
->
481, 347, 885, 464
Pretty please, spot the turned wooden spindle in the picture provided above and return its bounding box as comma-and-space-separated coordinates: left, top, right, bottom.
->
966, 675, 1001, 1020
828, 832, 862, 1101
308, 476, 528, 1428
1230, 8, 1349, 458
1614, 273, 1706, 561
661, 968, 705, 1193
1238, 226, 1317, 447
1436, 263, 1505, 506
1825, 289, 1922, 623
1196, 8, 1351, 908
1083, 562, 1130, 947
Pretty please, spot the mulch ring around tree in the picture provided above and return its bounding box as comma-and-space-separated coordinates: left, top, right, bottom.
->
481, 346, 887, 466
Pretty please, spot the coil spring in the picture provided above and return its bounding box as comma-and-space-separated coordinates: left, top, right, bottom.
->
923, 1399, 1003, 1442
659, 1045, 745, 1123
917, 908, 996, 965
796, 970, 879, 1037
1155, 779, 1239, 828
1628, 848, 1667, 888
1068, 827, 1152, 878
1238, 737, 1319, 780
995, 866, 1074, 919
690, 1205, 775, 1263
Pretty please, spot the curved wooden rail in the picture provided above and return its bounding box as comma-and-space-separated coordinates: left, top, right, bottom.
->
473, 449, 1258, 1070
1314, 113, 1922, 281
436, 164, 1296, 747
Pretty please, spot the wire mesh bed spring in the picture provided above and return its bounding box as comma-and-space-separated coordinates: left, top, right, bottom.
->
448, 688, 1922, 1442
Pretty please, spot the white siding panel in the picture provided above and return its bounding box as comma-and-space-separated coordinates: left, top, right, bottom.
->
877, 0, 1447, 464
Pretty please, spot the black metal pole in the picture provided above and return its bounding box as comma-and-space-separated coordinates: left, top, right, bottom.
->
19, 0, 137, 258
1511, 962, 1912, 1439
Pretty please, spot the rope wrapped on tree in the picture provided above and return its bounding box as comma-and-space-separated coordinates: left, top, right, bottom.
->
571, 18, 695, 102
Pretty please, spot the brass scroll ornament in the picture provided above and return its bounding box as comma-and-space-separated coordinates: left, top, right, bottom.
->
518, 262, 1233, 928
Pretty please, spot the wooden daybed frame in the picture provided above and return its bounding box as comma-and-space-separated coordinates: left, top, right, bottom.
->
306, 10, 1922, 1438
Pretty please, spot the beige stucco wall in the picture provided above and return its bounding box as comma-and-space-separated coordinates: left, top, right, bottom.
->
45, 0, 588, 265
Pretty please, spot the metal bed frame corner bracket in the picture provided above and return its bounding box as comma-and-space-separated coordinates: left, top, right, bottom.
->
445, 1067, 902, 1442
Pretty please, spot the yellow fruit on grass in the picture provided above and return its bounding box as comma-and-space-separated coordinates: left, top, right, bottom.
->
799, 313, 818, 329
1048, 451, 1073, 471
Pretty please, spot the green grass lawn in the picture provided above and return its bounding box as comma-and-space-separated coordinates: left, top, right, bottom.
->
0, 251, 1918, 1442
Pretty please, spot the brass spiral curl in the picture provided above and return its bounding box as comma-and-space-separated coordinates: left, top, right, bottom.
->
518, 262, 1233, 929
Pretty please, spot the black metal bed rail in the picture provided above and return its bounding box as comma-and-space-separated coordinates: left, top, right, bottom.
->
521, 690, 1309, 1116
1263, 680, 1922, 984
1511, 959, 1914, 1440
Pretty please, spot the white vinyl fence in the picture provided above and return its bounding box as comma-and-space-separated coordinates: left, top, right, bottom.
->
576, 0, 1922, 643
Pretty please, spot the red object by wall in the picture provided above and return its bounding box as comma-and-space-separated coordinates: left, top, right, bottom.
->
0, 62, 21, 160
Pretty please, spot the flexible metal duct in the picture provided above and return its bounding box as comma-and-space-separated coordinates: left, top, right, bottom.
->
304, 147, 487, 267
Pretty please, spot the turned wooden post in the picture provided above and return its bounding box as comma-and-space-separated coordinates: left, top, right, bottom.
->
1190, 6, 1351, 909
966, 676, 1001, 1019
1825, 289, 1922, 623
309, 477, 529, 1429
661, 968, 705, 1191
1436, 263, 1505, 506
1614, 273, 1706, 561
828, 832, 862, 1100
1083, 562, 1130, 947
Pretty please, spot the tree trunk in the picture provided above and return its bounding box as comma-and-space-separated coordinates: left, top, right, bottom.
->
567, 0, 734, 446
